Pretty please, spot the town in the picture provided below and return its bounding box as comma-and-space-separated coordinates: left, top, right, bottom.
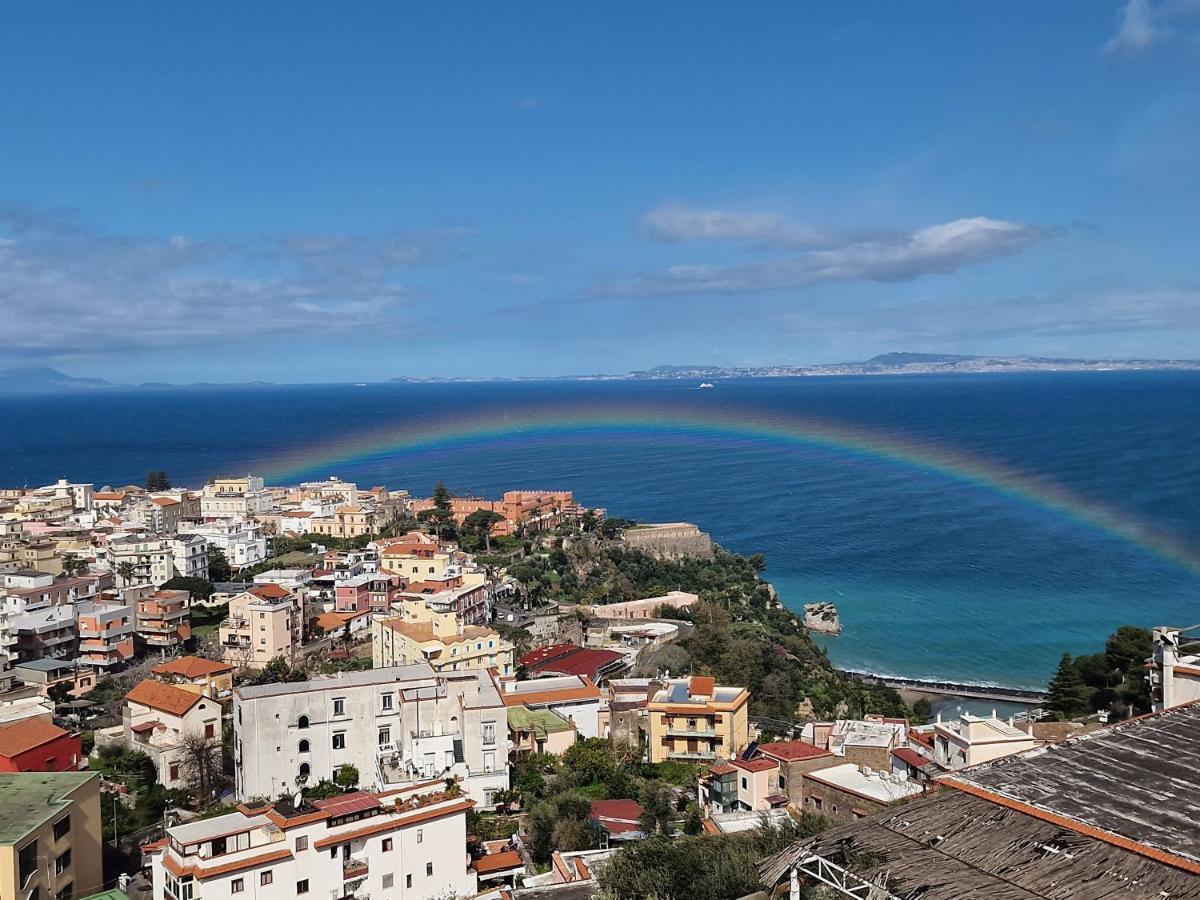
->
0, 473, 1196, 900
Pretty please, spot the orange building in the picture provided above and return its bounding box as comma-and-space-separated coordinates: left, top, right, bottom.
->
136, 589, 192, 654
411, 490, 578, 536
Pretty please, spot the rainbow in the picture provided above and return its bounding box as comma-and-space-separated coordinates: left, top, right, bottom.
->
262, 401, 1200, 576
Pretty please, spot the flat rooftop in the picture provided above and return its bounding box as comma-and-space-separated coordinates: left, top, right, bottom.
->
804, 763, 924, 804
169, 810, 271, 845
237, 663, 436, 699
0, 772, 98, 843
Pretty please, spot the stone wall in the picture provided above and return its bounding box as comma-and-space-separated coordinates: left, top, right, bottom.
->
621, 523, 714, 560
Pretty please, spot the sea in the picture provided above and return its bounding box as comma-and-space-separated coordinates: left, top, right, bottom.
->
4, 372, 1199, 691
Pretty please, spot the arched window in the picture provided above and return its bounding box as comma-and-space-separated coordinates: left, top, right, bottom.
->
299, 739, 310, 753
299, 762, 310, 779
297, 715, 309, 729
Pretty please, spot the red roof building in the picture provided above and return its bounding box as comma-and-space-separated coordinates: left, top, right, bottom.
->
589, 799, 646, 837
0, 719, 82, 772
519, 644, 628, 682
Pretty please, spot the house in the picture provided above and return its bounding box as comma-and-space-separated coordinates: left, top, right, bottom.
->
372, 608, 514, 677
315, 610, 373, 641
150, 656, 235, 702
75, 599, 135, 670
500, 676, 602, 739
179, 520, 267, 569
1148, 626, 1200, 711
219, 586, 301, 668
518, 644, 628, 683
586, 590, 699, 620
799, 715, 908, 772
233, 665, 510, 809
646, 676, 750, 764
589, 799, 646, 843
759, 700, 1200, 899
470, 839, 527, 886
753, 740, 837, 807
799, 762, 925, 824
507, 706, 577, 756
119, 679, 222, 790
929, 710, 1042, 771
148, 783, 476, 900
135, 589, 191, 655
308, 504, 378, 538
12, 658, 96, 699
0, 772, 102, 900
600, 678, 661, 749
0, 719, 83, 772
699, 757, 788, 815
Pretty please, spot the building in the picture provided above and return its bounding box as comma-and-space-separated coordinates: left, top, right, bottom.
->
620, 523, 713, 560
75, 599, 135, 670
928, 710, 1042, 771
308, 505, 378, 539
589, 799, 646, 844
506, 706, 577, 756
199, 476, 273, 520
0, 772, 103, 900
411, 490, 579, 537
601, 677, 661, 750
219, 587, 301, 668
233, 665, 510, 809
699, 756, 787, 816
759, 700, 1200, 899
586, 590, 699, 620
135, 589, 192, 655
373, 610, 514, 677
518, 644, 628, 683
1148, 626, 1200, 711
0, 719, 83, 772
179, 521, 267, 569
646, 676, 750, 764
396, 577, 489, 626
500, 676, 602, 739
799, 762, 925, 823
134, 494, 200, 535
752, 740, 837, 807
150, 657, 235, 702
8, 604, 77, 663
148, 783, 476, 900
799, 715, 908, 772
118, 679, 222, 790
12, 658, 96, 699
107, 535, 208, 587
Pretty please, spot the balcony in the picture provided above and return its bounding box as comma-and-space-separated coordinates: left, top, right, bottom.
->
665, 727, 717, 738
666, 751, 717, 760
343, 858, 369, 880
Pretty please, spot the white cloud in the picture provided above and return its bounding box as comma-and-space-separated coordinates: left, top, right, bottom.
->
606, 216, 1047, 297
1103, 0, 1200, 55
0, 210, 471, 360
639, 203, 826, 247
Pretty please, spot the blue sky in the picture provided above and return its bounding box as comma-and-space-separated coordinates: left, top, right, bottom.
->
1, 2, 1198, 381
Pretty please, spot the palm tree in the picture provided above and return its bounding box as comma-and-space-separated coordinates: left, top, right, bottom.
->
116, 561, 137, 587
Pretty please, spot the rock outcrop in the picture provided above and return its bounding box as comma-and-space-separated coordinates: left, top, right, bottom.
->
803, 602, 842, 635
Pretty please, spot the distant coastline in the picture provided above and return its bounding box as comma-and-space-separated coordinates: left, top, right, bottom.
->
4, 352, 1200, 394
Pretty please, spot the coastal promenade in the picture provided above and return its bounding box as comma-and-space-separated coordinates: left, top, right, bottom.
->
845, 670, 1047, 705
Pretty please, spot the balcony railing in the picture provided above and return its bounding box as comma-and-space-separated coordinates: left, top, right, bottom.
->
667, 751, 718, 760
665, 727, 717, 738
343, 859, 369, 880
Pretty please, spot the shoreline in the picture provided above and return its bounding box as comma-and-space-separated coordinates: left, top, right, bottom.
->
841, 669, 1047, 704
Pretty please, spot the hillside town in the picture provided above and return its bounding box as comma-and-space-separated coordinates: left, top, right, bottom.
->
0, 473, 1197, 899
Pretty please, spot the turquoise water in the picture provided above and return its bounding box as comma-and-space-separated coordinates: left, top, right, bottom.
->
4, 372, 1198, 689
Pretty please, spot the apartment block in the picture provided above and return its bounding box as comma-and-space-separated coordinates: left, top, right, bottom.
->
646, 676, 750, 764
233, 665, 509, 809
75, 600, 135, 670
372, 606, 513, 677
219, 587, 301, 669
149, 784, 476, 900
136, 589, 192, 655
0, 772, 103, 900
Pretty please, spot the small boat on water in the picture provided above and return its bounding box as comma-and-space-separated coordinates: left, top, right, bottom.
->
699, 382, 714, 389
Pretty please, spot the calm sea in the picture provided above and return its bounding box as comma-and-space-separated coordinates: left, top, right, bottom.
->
4, 372, 1198, 689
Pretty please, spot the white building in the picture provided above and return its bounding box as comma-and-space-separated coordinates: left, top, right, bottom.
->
180, 520, 268, 569
200, 476, 274, 520
233, 664, 510, 809
500, 675, 602, 739
107, 534, 208, 587
929, 711, 1041, 771
149, 783, 476, 900
1148, 626, 1200, 711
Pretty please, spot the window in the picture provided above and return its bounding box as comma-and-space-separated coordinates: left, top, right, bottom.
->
426, 862, 433, 877
382, 838, 393, 852
484, 751, 495, 773
333, 697, 345, 716
482, 721, 495, 745
381, 693, 393, 711
260, 871, 273, 886
170, 764, 180, 781
406, 875, 412, 888
55, 849, 71, 875
295, 836, 308, 852
296, 880, 309, 894
299, 739, 310, 753
378, 727, 391, 746
231, 879, 244, 894
416, 829, 423, 844
741, 777, 748, 790
332, 732, 346, 750
382, 875, 393, 889
297, 715, 309, 729
299, 762, 311, 778
52, 815, 70, 840
204, 723, 215, 739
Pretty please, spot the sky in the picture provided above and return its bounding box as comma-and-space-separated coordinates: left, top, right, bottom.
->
1, 2, 1199, 382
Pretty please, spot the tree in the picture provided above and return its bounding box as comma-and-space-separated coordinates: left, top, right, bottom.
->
60, 555, 89, 578
334, 765, 360, 789
162, 576, 215, 601
146, 470, 172, 491
432, 480, 453, 513
244, 657, 306, 685
463, 509, 504, 552
116, 561, 137, 587
638, 781, 675, 836
207, 547, 232, 583
911, 697, 933, 724
1045, 653, 1089, 720
417, 507, 456, 541
47, 681, 72, 705
179, 731, 225, 801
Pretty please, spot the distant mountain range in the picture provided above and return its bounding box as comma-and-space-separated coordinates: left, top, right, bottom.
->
3, 353, 1199, 394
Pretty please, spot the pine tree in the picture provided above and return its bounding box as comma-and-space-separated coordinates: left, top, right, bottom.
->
1045, 652, 1088, 720
432, 480, 453, 513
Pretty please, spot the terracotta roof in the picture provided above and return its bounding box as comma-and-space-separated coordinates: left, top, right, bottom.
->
523, 646, 627, 680
248, 583, 290, 600
126, 679, 204, 716
151, 497, 180, 507
317, 612, 357, 631
689, 675, 716, 697
892, 747, 933, 769
152, 657, 234, 679
0, 718, 71, 757
472, 849, 524, 874
93, 492, 126, 501
757, 740, 833, 762
312, 791, 381, 817
131, 721, 159, 734
283, 510, 313, 518
708, 762, 737, 776
501, 679, 601, 707
382, 619, 497, 646
733, 757, 778, 773
590, 799, 645, 834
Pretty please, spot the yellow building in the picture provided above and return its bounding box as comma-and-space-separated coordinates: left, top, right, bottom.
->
646, 676, 751, 764
0, 772, 103, 900
373, 603, 514, 676
218, 586, 300, 668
